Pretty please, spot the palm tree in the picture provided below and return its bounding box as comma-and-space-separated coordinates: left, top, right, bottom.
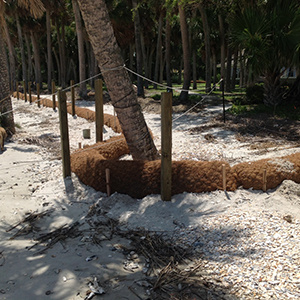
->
0, 0, 45, 134
77, 0, 158, 160
230, 0, 300, 107
178, 2, 191, 102
72, 0, 87, 99
132, 0, 144, 97
198, 2, 211, 93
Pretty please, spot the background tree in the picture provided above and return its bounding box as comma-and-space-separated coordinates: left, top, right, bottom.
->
230, 0, 300, 107
0, 0, 45, 134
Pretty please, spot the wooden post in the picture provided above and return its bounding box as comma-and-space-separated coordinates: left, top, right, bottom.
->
58, 88, 71, 178
106, 168, 111, 196
78, 142, 81, 149
222, 77, 225, 123
71, 80, 75, 116
37, 83, 40, 108
23, 81, 27, 102
263, 169, 267, 192
28, 81, 32, 103
16, 82, 19, 100
161, 92, 172, 201
95, 79, 104, 142
52, 80, 56, 110
222, 164, 226, 191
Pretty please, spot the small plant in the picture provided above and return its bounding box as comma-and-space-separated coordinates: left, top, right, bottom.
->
228, 103, 250, 115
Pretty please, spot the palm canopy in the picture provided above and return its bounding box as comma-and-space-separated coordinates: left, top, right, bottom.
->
230, 0, 300, 106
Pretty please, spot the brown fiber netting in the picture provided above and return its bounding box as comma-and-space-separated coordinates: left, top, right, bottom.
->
14, 92, 300, 198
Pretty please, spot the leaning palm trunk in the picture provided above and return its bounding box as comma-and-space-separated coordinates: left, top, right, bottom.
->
0, 37, 15, 134
77, 0, 158, 160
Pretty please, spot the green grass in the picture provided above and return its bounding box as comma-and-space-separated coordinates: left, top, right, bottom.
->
228, 102, 300, 120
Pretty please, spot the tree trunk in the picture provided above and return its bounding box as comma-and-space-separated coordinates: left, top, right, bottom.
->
239, 50, 245, 87
0, 37, 15, 134
154, 11, 163, 89
218, 14, 225, 91
141, 33, 149, 88
199, 4, 211, 93
132, 0, 144, 97
77, 0, 158, 160
53, 48, 61, 84
212, 46, 217, 84
3, 17, 16, 89
192, 49, 197, 89
46, 8, 52, 92
225, 45, 232, 92
56, 18, 63, 87
61, 18, 67, 88
231, 48, 238, 90
16, 13, 27, 85
72, 0, 87, 99
25, 33, 33, 82
30, 30, 42, 86
129, 43, 134, 80
165, 18, 172, 90
178, 3, 191, 102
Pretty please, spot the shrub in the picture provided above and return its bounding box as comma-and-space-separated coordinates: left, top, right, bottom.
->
245, 84, 264, 104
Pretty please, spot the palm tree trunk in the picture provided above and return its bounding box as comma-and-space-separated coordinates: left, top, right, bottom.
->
72, 0, 87, 99
154, 11, 163, 89
16, 13, 27, 85
199, 3, 211, 93
77, 0, 158, 160
25, 33, 33, 82
231, 49, 238, 90
30, 30, 42, 86
0, 37, 15, 134
218, 14, 225, 90
178, 3, 191, 102
225, 45, 232, 92
61, 18, 67, 88
132, 0, 144, 97
141, 33, 149, 88
46, 8, 52, 92
3, 17, 16, 89
165, 18, 172, 90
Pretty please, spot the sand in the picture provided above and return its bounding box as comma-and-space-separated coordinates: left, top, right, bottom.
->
0, 95, 299, 299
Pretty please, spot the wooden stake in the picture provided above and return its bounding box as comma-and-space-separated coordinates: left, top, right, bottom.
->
263, 169, 267, 192
113, 108, 117, 132
95, 79, 104, 142
106, 168, 111, 196
161, 92, 172, 201
78, 142, 82, 149
71, 80, 75, 116
16, 82, 19, 100
222, 164, 226, 191
28, 81, 32, 103
23, 81, 27, 102
58, 89, 71, 178
52, 80, 56, 110
37, 83, 40, 108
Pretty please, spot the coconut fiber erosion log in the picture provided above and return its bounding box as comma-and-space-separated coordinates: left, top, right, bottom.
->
232, 153, 300, 190
70, 135, 300, 198
71, 138, 237, 198
13, 92, 122, 133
